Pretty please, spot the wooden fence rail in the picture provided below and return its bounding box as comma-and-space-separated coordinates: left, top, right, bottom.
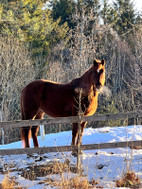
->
0, 111, 142, 129
0, 140, 142, 156
0, 111, 142, 156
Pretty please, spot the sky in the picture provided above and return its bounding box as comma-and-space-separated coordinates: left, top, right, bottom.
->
46, 0, 142, 13
132, 0, 142, 12
108, 0, 142, 13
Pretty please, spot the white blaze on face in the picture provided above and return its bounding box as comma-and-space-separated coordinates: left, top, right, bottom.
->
97, 63, 103, 73
97, 69, 100, 73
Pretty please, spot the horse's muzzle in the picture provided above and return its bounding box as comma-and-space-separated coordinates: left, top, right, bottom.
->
96, 83, 102, 91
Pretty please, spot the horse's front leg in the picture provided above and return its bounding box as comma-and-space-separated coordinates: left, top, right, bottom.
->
71, 123, 79, 146
76, 122, 87, 145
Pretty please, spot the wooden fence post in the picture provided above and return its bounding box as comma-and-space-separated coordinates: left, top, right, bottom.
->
77, 89, 83, 175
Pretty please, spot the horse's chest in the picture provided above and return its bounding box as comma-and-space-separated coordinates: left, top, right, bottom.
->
83, 97, 98, 116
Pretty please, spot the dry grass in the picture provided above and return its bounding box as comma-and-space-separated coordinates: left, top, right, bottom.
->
41, 176, 99, 189
55, 176, 91, 189
0, 175, 22, 189
116, 171, 141, 188
21, 160, 78, 180
19, 159, 100, 188
1, 157, 141, 189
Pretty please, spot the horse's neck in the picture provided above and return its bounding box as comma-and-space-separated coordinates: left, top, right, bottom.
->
73, 68, 94, 96
79, 68, 92, 91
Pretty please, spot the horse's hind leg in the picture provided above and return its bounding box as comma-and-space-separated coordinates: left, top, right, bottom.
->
21, 105, 32, 148
31, 111, 44, 147
21, 127, 31, 148
21, 106, 39, 148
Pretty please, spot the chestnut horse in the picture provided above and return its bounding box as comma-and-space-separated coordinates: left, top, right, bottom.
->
21, 59, 105, 148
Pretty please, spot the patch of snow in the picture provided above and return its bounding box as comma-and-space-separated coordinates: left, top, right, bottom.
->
0, 125, 142, 188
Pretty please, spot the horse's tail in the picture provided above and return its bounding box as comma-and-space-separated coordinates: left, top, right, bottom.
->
20, 89, 25, 120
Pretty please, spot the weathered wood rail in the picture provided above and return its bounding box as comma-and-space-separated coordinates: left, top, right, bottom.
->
0, 111, 142, 129
0, 140, 142, 156
0, 111, 141, 156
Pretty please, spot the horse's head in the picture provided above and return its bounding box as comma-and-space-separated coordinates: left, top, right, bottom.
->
91, 59, 105, 92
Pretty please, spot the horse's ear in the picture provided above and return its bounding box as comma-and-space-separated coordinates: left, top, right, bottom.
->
93, 59, 98, 66
101, 59, 105, 66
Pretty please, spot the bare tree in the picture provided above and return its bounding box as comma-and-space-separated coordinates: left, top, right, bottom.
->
0, 36, 36, 121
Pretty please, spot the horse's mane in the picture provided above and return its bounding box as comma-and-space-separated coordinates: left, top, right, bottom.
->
70, 66, 93, 96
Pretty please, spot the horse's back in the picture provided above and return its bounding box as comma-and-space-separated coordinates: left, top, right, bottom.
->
21, 79, 75, 118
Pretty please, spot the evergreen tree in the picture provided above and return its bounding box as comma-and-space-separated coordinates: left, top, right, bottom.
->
50, 0, 76, 28
75, 0, 101, 36
0, 0, 69, 56
135, 13, 142, 25
78, 0, 101, 19
101, 0, 114, 25
112, 0, 136, 36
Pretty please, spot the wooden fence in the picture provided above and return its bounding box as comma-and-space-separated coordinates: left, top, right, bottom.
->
0, 111, 142, 156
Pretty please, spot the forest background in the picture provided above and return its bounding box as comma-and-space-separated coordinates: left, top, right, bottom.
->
0, 0, 141, 144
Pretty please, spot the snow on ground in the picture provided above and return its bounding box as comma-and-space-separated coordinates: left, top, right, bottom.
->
0, 125, 142, 188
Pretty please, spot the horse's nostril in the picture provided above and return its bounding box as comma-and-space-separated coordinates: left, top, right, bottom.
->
96, 83, 102, 89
